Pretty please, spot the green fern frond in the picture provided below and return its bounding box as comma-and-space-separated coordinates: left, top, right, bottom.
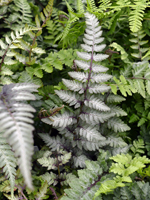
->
13, 0, 32, 26
111, 75, 137, 97
110, 61, 150, 98
0, 83, 39, 190
98, 0, 112, 11
76, 0, 85, 13
116, 0, 131, 6
94, 153, 150, 199
110, 153, 150, 176
61, 150, 110, 200
35, 0, 53, 29
109, 42, 130, 63
131, 139, 145, 155
130, 29, 150, 60
45, 8, 63, 45
129, 0, 147, 32
54, 1, 80, 43
35, 182, 48, 200
87, 0, 97, 11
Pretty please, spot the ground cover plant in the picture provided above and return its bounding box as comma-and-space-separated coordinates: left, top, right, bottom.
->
1, 0, 150, 199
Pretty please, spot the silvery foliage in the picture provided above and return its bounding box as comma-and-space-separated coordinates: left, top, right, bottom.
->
0, 83, 39, 191
40, 12, 130, 167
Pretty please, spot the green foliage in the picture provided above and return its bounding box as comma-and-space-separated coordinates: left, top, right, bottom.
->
94, 152, 150, 199
130, 29, 150, 60
0, 0, 12, 6
60, 150, 111, 200
104, 182, 150, 200
53, 0, 150, 44
131, 138, 145, 155
0, 169, 49, 200
37, 149, 75, 187
42, 49, 78, 73
13, 0, 32, 27
1, 0, 150, 199
110, 61, 150, 98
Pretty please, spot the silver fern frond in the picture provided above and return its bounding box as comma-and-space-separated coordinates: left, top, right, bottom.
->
0, 83, 39, 190
40, 12, 130, 168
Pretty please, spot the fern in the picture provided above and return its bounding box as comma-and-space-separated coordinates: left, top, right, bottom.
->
39, 12, 130, 169
0, 83, 39, 191
109, 42, 130, 63
60, 150, 111, 200
54, 0, 84, 44
131, 138, 145, 155
109, 59, 150, 99
37, 149, 74, 187
0, 0, 54, 83
129, 0, 148, 32
94, 152, 150, 199
59, 148, 150, 200
0, 25, 40, 83
44, 8, 64, 45
13, 0, 32, 27
107, 182, 150, 200
42, 49, 78, 74
0, 132, 16, 197
130, 29, 150, 60
34, 182, 48, 200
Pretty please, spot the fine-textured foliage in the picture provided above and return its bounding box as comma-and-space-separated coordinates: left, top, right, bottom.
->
2, 0, 150, 199
60, 150, 111, 200
0, 132, 16, 196
130, 29, 150, 60
0, 83, 39, 193
53, 0, 150, 44
40, 12, 130, 169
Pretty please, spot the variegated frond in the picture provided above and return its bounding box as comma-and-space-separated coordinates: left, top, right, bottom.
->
0, 83, 39, 190
84, 95, 110, 111
62, 79, 85, 94
55, 90, 82, 108
0, 132, 16, 197
40, 12, 129, 167
42, 112, 77, 129
88, 83, 110, 93
38, 134, 66, 151
76, 124, 106, 142
107, 117, 130, 132
0, 25, 40, 72
14, 0, 32, 26
79, 109, 114, 124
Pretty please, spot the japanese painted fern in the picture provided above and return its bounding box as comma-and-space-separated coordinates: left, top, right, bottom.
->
0, 83, 39, 196
40, 12, 130, 168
